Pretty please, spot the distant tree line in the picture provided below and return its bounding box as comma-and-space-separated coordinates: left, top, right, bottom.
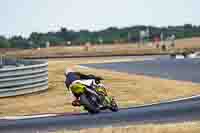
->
1, 24, 200, 49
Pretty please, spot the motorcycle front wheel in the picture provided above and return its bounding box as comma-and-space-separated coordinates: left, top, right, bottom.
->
110, 99, 119, 112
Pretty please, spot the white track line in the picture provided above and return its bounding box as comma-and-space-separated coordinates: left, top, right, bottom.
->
0, 114, 58, 120
129, 94, 200, 109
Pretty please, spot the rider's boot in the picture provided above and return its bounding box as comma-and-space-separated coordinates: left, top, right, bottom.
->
72, 98, 81, 106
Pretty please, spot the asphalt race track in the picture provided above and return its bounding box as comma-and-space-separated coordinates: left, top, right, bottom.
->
1, 57, 200, 133
1, 95, 200, 133
84, 58, 200, 83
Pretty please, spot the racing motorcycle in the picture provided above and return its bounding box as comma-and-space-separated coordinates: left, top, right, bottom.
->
70, 76, 118, 114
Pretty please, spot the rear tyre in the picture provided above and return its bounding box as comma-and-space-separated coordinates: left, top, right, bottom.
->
80, 94, 100, 114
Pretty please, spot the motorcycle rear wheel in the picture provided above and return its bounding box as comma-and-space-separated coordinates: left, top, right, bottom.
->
80, 94, 100, 114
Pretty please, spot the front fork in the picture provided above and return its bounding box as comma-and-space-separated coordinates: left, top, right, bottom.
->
102, 95, 115, 108
96, 86, 115, 108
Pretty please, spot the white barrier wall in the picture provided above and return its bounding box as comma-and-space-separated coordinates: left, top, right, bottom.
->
0, 58, 48, 97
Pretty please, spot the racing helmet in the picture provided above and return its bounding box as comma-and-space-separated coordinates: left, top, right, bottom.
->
64, 68, 74, 76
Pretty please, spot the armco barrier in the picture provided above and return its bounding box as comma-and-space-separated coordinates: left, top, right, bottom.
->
0, 57, 48, 97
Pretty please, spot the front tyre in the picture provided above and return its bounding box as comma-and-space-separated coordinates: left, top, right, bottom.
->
80, 94, 100, 114
110, 99, 119, 112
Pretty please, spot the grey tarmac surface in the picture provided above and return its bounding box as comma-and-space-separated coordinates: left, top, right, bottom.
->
1, 95, 200, 133
84, 58, 200, 83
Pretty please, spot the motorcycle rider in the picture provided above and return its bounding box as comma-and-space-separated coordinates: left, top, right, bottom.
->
64, 68, 107, 107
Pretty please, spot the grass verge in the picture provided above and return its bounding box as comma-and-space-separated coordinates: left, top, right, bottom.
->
53, 122, 200, 133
